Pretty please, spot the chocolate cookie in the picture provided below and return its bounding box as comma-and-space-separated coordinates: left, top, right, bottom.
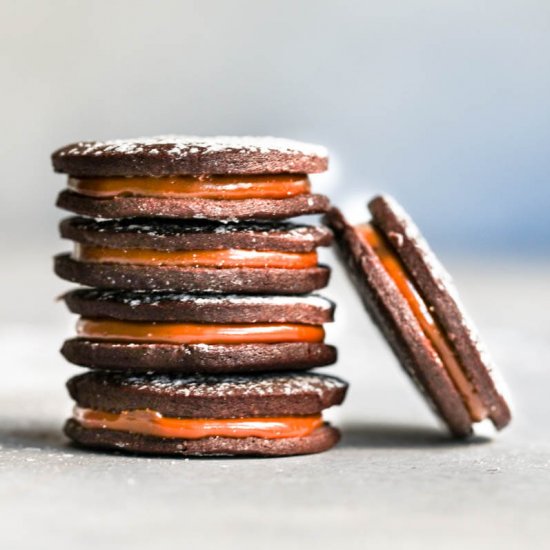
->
64, 420, 340, 457
56, 216, 332, 293
61, 291, 336, 373
67, 371, 347, 416
52, 136, 329, 177
59, 217, 333, 252
56, 191, 331, 221
53, 136, 330, 220
326, 196, 511, 437
63, 289, 335, 324
61, 340, 337, 374
54, 254, 330, 294
65, 371, 348, 457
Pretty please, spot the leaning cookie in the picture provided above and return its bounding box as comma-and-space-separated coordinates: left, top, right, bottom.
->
61, 290, 337, 373
326, 195, 511, 437
53, 136, 330, 221
65, 371, 348, 457
55, 218, 331, 293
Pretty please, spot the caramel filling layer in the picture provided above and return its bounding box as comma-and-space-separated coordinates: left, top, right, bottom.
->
77, 318, 325, 345
73, 244, 318, 269
356, 224, 487, 422
74, 407, 323, 439
68, 174, 310, 199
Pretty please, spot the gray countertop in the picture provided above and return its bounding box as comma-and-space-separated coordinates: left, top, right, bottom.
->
1, 251, 549, 549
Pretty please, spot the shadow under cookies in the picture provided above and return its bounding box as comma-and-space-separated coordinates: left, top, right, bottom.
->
0, 420, 67, 452
339, 422, 491, 449
0, 418, 491, 456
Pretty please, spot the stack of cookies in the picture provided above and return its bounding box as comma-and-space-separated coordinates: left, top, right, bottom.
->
53, 136, 347, 457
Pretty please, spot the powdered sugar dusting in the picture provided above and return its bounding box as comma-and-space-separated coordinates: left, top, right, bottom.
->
67, 217, 328, 241
381, 196, 459, 299
379, 195, 506, 403
56, 136, 328, 159
72, 289, 334, 311
105, 372, 346, 399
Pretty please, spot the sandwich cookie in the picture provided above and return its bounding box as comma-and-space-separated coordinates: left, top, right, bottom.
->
61, 290, 337, 373
327, 195, 511, 437
65, 371, 348, 456
55, 217, 332, 294
53, 136, 330, 221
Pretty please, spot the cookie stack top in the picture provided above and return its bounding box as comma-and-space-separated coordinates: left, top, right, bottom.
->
53, 136, 330, 221
53, 135, 329, 176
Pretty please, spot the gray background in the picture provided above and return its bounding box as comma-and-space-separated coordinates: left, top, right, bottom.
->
1, 2, 549, 549
1, 0, 549, 253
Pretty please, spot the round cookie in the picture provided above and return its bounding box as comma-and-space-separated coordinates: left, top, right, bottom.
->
67, 371, 347, 418
63, 290, 335, 324
65, 371, 348, 457
368, 195, 511, 430
60, 217, 333, 252
326, 197, 511, 437
52, 136, 329, 177
56, 191, 331, 221
56, 216, 332, 293
54, 254, 331, 294
53, 136, 331, 222
327, 207, 471, 436
61, 290, 336, 373
64, 420, 340, 457
61, 340, 337, 374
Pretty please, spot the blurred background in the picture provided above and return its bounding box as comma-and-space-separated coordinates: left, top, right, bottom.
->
2, 0, 549, 252
1, 2, 550, 548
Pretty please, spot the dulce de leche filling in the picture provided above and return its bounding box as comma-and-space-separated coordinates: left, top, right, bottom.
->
68, 174, 311, 200
74, 407, 323, 439
73, 244, 318, 269
77, 318, 325, 345
355, 224, 487, 422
